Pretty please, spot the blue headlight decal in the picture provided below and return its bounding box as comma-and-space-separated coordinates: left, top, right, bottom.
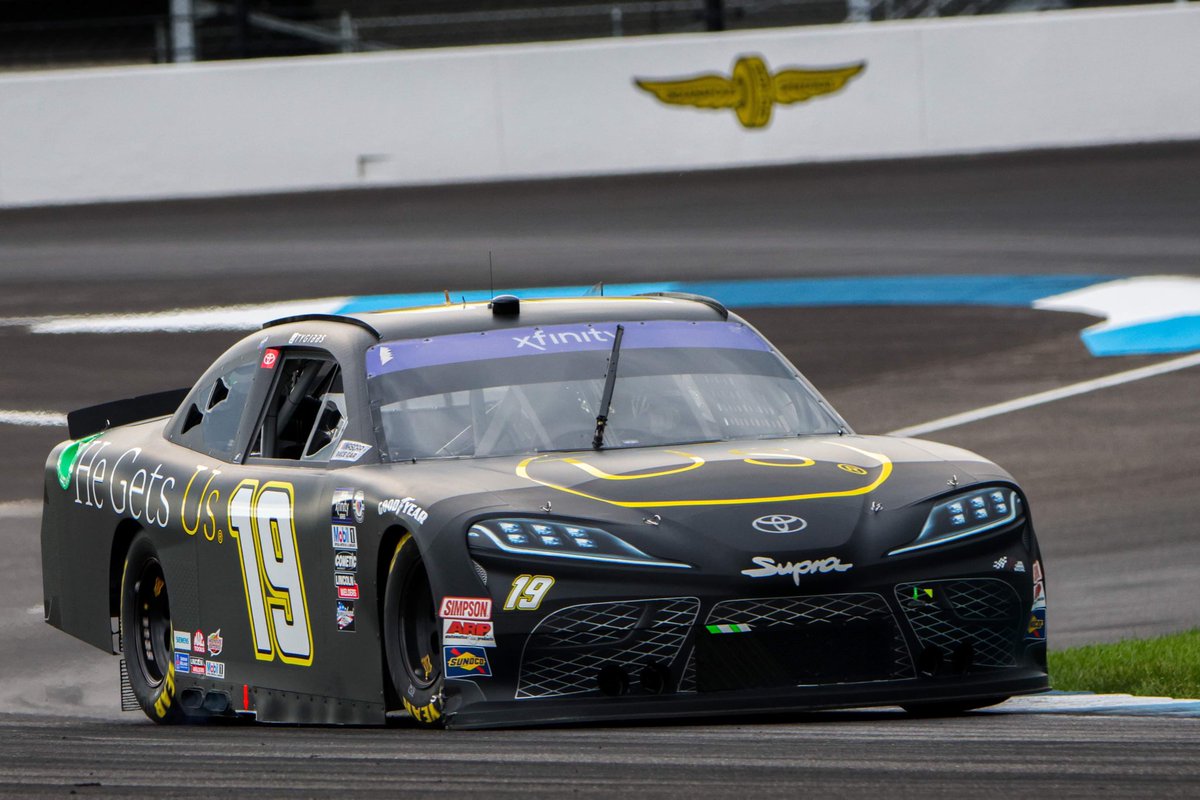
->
888, 488, 1022, 556
467, 519, 691, 569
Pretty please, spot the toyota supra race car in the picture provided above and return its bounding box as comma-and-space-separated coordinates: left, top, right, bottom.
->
41, 292, 1049, 728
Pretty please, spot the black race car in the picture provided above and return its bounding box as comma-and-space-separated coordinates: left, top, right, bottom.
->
41, 292, 1048, 728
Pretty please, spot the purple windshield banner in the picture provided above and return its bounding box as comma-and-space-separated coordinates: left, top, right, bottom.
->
365, 320, 771, 377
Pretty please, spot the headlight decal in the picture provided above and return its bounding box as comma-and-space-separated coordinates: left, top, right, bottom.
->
467, 519, 691, 569
888, 488, 1022, 556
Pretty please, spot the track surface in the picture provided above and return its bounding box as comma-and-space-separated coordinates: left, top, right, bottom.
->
0, 143, 1198, 796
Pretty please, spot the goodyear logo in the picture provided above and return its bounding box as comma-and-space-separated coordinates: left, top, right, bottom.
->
635, 55, 865, 129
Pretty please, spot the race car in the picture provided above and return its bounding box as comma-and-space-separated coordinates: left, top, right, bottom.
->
40, 292, 1049, 728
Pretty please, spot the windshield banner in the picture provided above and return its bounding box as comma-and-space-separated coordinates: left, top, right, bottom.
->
366, 320, 770, 377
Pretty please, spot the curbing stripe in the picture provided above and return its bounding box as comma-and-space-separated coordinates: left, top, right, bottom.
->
987, 691, 1200, 718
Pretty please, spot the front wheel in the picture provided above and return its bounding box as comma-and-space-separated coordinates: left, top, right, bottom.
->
383, 534, 445, 726
120, 533, 186, 724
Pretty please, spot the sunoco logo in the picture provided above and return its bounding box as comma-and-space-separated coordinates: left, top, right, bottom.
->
448, 652, 487, 671
752, 514, 807, 534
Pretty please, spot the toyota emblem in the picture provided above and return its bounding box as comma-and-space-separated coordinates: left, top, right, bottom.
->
752, 514, 808, 534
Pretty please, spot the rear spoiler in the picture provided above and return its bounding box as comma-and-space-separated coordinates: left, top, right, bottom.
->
67, 388, 189, 440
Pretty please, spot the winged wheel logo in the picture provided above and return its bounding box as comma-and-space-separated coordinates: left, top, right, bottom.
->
635, 55, 865, 129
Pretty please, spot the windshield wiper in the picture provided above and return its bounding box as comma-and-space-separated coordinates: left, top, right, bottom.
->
592, 324, 625, 449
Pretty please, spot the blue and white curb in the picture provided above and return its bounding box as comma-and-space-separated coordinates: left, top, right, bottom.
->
987, 691, 1200, 718
1034, 275, 1200, 356
21, 274, 1200, 358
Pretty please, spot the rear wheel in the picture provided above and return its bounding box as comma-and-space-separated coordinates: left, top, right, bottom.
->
901, 696, 1010, 717
383, 534, 444, 726
120, 533, 186, 724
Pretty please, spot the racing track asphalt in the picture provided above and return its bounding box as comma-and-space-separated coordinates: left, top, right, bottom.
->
0, 142, 1197, 797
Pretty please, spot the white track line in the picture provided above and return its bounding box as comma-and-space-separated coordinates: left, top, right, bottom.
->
0, 410, 67, 427
0, 500, 42, 518
888, 351, 1200, 438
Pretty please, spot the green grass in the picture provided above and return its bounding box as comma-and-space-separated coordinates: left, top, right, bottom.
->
1049, 629, 1200, 698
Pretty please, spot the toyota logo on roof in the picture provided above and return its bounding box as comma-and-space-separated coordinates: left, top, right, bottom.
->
752, 514, 808, 534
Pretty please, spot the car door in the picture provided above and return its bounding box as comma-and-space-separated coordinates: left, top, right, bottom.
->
188, 343, 386, 720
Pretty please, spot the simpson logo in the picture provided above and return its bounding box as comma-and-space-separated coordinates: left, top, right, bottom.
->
331, 525, 358, 550
334, 551, 358, 571
439, 596, 492, 621
444, 645, 492, 678
173, 630, 191, 651
205, 660, 225, 679
192, 630, 206, 654
207, 629, 223, 657
443, 618, 496, 648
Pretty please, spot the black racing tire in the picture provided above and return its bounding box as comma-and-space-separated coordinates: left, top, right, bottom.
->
120, 533, 186, 724
901, 696, 1010, 717
383, 534, 445, 727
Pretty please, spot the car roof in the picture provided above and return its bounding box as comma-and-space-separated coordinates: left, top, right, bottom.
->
265, 294, 734, 344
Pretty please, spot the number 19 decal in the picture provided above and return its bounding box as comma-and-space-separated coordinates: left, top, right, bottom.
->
229, 480, 313, 665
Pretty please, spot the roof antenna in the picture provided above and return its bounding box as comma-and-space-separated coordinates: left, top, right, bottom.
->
488, 251, 494, 298
585, 281, 605, 297
443, 289, 451, 305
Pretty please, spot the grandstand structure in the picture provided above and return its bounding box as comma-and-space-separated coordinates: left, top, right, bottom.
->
0, 0, 1180, 70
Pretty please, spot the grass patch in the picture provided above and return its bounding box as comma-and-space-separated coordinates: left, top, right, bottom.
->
1050, 629, 1200, 697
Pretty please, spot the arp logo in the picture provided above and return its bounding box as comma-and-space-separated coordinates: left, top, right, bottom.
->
446, 620, 491, 638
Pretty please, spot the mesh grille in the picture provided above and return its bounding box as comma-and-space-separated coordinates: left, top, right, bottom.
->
516, 597, 699, 699
706, 593, 914, 681
678, 649, 697, 693
896, 579, 1021, 668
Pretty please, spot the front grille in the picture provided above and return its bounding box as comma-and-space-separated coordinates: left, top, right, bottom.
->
516, 597, 699, 699
895, 579, 1021, 668
696, 593, 914, 691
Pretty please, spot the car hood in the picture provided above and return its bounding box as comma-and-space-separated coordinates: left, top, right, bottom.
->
371, 434, 1014, 563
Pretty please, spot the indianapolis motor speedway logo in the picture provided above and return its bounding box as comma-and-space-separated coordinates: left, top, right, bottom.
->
634, 55, 865, 129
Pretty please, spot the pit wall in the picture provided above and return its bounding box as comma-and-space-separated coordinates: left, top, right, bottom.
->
1, 4, 1198, 207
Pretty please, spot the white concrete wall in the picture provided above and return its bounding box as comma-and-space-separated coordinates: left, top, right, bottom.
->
1, 5, 1198, 207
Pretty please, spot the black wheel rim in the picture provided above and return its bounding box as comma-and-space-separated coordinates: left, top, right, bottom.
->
398, 560, 440, 690
133, 558, 172, 688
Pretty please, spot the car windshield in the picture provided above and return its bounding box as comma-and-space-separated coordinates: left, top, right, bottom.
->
366, 319, 841, 461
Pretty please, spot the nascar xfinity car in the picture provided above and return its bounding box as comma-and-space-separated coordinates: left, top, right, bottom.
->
41, 293, 1048, 728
